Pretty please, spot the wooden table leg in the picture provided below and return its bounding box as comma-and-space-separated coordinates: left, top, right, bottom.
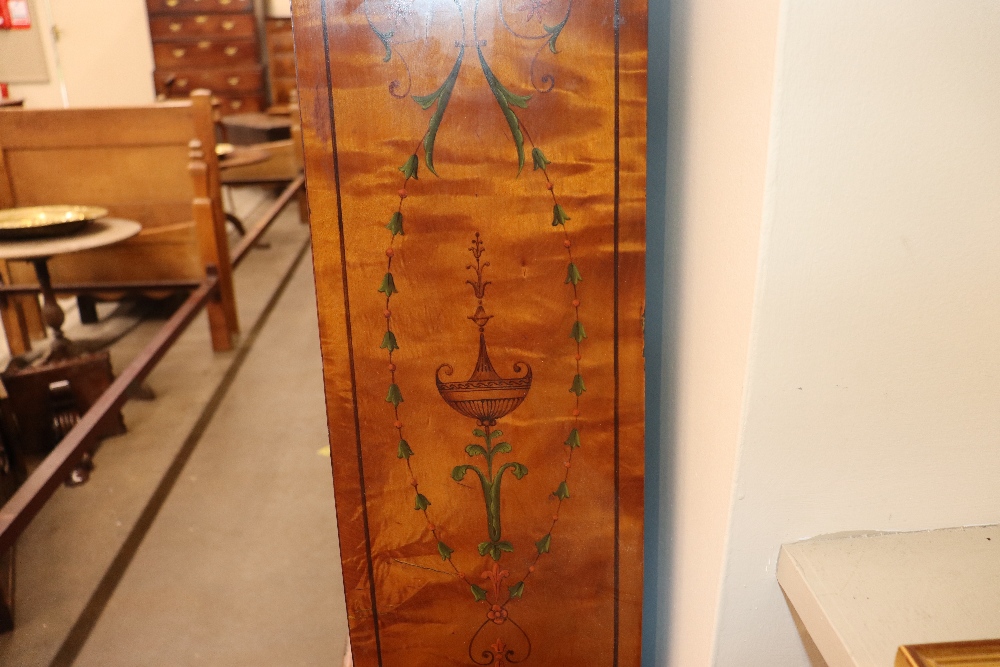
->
76, 296, 99, 324
30, 258, 71, 361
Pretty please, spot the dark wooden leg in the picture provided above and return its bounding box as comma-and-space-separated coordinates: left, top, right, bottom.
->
225, 212, 247, 236
77, 296, 99, 324
0, 546, 14, 634
31, 258, 71, 361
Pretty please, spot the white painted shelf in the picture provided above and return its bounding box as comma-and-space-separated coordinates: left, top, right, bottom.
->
777, 525, 1000, 667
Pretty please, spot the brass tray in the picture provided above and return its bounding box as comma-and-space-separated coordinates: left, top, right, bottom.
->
0, 206, 108, 240
215, 143, 235, 157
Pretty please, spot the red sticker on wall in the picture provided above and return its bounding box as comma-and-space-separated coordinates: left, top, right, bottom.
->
7, 0, 30, 29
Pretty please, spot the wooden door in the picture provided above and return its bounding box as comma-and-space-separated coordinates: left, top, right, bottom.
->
291, 0, 646, 663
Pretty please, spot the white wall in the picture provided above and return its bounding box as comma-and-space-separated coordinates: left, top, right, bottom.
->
653, 0, 782, 665
710, 1, 1000, 664
9, 0, 156, 108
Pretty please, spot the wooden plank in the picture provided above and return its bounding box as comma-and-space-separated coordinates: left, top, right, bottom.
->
191, 91, 239, 341
0, 153, 14, 209
5, 147, 194, 207
0, 275, 219, 555
0, 103, 195, 150
0, 279, 201, 295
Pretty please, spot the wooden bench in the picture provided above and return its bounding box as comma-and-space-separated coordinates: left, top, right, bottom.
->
0, 90, 238, 354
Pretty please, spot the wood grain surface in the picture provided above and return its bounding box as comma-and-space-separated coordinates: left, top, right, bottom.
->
292, 0, 646, 663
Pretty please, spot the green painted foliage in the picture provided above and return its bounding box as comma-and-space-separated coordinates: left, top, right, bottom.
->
465, 444, 487, 458
397, 439, 413, 459
378, 272, 398, 297
386, 211, 403, 236
478, 540, 514, 561
565, 262, 583, 285
414, 493, 430, 510
554, 481, 570, 500
510, 462, 528, 479
477, 47, 530, 173
413, 48, 464, 175
552, 204, 571, 226
544, 12, 570, 54
570, 374, 586, 396
508, 581, 525, 599
565, 428, 581, 449
571, 320, 587, 343
371, 27, 393, 62
380, 330, 399, 352
536, 533, 552, 554
471, 584, 488, 602
490, 441, 512, 456
437, 541, 454, 561
386, 383, 403, 407
451, 465, 470, 481
532, 147, 551, 171
399, 154, 418, 180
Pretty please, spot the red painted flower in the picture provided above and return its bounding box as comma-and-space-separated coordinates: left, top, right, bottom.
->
482, 561, 510, 602
516, 0, 550, 22
491, 638, 508, 666
486, 603, 509, 624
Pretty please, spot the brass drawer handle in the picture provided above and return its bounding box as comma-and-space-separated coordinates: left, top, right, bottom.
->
166, 0, 178, 6
177, 78, 189, 88
198, 40, 211, 49
219, 0, 232, 5
224, 46, 238, 56
221, 20, 235, 30
227, 76, 240, 86
194, 15, 208, 23
169, 22, 181, 31
172, 48, 186, 58
230, 100, 243, 109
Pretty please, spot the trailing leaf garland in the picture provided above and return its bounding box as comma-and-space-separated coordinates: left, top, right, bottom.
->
362, 0, 585, 630
378, 153, 464, 582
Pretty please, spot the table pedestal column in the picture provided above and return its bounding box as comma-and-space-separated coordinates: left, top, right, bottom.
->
30, 258, 71, 361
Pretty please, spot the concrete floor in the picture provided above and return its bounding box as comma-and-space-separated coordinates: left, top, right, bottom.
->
0, 192, 349, 665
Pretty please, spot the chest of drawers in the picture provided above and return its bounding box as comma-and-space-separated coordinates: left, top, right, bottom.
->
265, 18, 295, 110
147, 0, 266, 116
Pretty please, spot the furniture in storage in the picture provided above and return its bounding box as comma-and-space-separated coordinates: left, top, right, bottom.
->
220, 94, 306, 225
0, 90, 239, 355
148, 0, 266, 115
264, 17, 296, 112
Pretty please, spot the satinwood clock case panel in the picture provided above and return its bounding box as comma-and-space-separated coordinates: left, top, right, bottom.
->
147, 0, 266, 115
291, 0, 648, 664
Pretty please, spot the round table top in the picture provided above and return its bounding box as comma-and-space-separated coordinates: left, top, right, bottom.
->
0, 217, 141, 261
220, 146, 272, 170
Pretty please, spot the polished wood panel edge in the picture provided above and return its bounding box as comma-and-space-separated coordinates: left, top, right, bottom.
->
897, 639, 1000, 666
0, 274, 220, 554
288, 0, 376, 662
0, 104, 197, 149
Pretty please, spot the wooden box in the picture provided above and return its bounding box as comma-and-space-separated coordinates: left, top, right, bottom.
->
1, 352, 125, 456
